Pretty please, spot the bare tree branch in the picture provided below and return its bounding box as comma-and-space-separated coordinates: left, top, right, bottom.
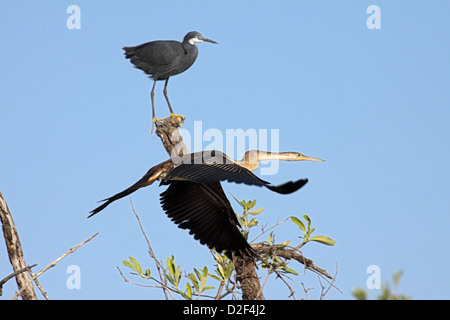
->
129, 199, 170, 300
0, 190, 37, 300
11, 232, 99, 300
0, 264, 37, 296
28, 268, 50, 300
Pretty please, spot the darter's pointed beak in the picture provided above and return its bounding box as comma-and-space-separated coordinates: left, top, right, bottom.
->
299, 154, 325, 162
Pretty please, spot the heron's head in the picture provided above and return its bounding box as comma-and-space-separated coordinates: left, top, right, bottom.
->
184, 31, 218, 45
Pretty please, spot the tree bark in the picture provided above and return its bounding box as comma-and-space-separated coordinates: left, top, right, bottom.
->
233, 254, 264, 300
154, 119, 264, 300
0, 191, 37, 300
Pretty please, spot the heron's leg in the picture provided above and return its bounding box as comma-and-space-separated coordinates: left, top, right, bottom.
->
151, 79, 157, 119
163, 78, 185, 125
163, 78, 174, 114
150, 80, 165, 133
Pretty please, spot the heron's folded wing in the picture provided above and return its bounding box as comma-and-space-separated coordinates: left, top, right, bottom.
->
123, 41, 180, 65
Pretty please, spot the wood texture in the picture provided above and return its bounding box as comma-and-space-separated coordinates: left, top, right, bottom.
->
0, 191, 37, 300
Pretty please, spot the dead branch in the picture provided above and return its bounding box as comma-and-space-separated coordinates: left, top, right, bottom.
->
155, 118, 189, 159
0, 190, 37, 300
11, 232, 98, 300
129, 199, 170, 300
0, 264, 37, 296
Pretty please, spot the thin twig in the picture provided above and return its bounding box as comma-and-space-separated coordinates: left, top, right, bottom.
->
11, 232, 99, 300
116, 266, 177, 299
257, 268, 272, 299
319, 263, 341, 298
249, 217, 290, 244
214, 281, 225, 300
28, 269, 49, 300
129, 199, 169, 300
273, 268, 297, 300
301, 282, 313, 300
0, 264, 37, 296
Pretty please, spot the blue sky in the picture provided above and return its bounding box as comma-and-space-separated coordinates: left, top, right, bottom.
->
1, 1, 449, 300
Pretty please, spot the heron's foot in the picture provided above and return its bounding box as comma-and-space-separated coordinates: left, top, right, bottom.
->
169, 113, 186, 126
151, 114, 185, 133
151, 117, 166, 133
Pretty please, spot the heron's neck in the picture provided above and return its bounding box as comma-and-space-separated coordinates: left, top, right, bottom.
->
237, 151, 284, 171
182, 41, 195, 54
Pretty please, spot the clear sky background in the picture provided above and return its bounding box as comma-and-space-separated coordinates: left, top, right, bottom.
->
1, 1, 449, 300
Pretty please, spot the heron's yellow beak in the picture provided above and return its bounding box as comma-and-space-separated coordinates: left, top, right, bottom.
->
299, 154, 325, 162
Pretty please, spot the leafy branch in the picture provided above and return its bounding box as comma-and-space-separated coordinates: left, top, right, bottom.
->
119, 198, 339, 300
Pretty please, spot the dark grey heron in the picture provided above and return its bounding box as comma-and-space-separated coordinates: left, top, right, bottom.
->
123, 31, 218, 132
89, 150, 324, 257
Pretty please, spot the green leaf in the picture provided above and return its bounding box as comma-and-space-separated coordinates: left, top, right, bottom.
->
128, 256, 138, 265
208, 274, 222, 282
248, 217, 258, 228
217, 263, 225, 279
204, 286, 215, 291
247, 200, 256, 210
278, 240, 291, 248
235, 214, 245, 226
283, 266, 299, 275
175, 265, 182, 283
352, 288, 368, 300
225, 262, 234, 279
123, 257, 142, 274
185, 283, 192, 300
309, 235, 336, 246
189, 273, 199, 291
290, 216, 305, 233
303, 215, 311, 230
305, 227, 315, 239
194, 268, 202, 281
202, 266, 208, 278
200, 275, 207, 292
247, 208, 265, 215
167, 274, 175, 286
166, 257, 175, 276
393, 270, 404, 287
122, 260, 135, 270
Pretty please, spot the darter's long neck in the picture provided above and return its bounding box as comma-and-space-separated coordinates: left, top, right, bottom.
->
255, 151, 295, 161
237, 151, 288, 171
